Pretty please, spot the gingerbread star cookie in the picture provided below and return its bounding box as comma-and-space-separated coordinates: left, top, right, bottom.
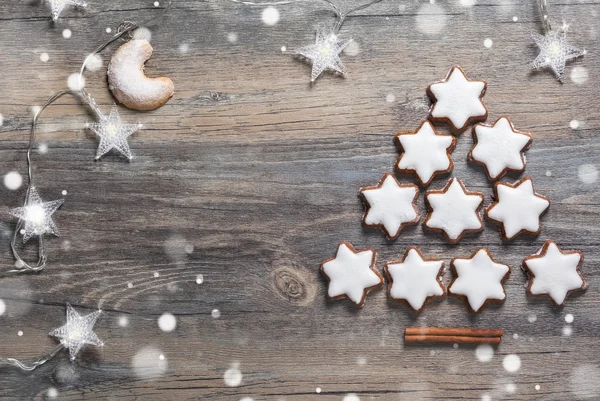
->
320, 242, 383, 307
449, 249, 511, 313
469, 116, 533, 181
427, 66, 488, 132
423, 178, 484, 244
486, 177, 550, 240
395, 120, 456, 187
359, 173, 420, 240
384, 247, 446, 312
523, 240, 587, 306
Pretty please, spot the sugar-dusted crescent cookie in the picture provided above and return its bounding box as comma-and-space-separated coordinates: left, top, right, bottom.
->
523, 240, 587, 306
359, 173, 420, 240
394, 120, 456, 187
449, 248, 511, 313
320, 242, 383, 307
384, 247, 446, 312
423, 178, 484, 244
469, 116, 533, 181
108, 39, 175, 111
427, 66, 488, 132
486, 177, 550, 240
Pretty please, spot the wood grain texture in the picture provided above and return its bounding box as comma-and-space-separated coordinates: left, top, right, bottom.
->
0, 0, 599, 399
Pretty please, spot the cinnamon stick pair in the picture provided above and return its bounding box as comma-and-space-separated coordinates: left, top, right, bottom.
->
405, 327, 503, 345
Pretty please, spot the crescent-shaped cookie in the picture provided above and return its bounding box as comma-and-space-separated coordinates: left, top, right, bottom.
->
107, 39, 174, 111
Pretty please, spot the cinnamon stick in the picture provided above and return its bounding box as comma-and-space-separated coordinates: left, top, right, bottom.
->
405, 327, 504, 338
405, 335, 501, 345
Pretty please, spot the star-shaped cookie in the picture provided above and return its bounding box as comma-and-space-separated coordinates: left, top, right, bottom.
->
359, 173, 420, 240
523, 240, 587, 306
427, 66, 488, 132
449, 249, 511, 313
384, 247, 446, 312
469, 116, 533, 181
486, 177, 550, 240
50, 303, 103, 360
532, 25, 586, 82
320, 242, 383, 307
295, 29, 351, 82
423, 178, 484, 244
395, 120, 456, 187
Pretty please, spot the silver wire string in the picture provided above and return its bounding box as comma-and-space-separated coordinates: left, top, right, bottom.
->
539, 0, 551, 33
6, 344, 64, 371
227, 0, 384, 33
6, 1, 172, 275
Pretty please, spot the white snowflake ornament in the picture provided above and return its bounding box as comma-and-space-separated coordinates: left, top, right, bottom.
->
48, 0, 86, 21
9, 187, 63, 243
87, 105, 141, 161
532, 24, 586, 81
50, 303, 103, 360
295, 29, 352, 82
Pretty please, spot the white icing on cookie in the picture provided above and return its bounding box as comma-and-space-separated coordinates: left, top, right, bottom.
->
361, 173, 420, 239
424, 178, 483, 243
523, 240, 586, 305
449, 249, 510, 312
429, 66, 487, 131
471, 117, 532, 180
108, 39, 175, 111
386, 248, 445, 311
486, 177, 549, 240
321, 242, 383, 306
395, 121, 456, 186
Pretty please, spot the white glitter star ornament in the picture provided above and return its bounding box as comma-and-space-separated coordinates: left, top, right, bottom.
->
87, 105, 141, 161
295, 29, 352, 82
9, 187, 63, 243
7, 304, 103, 371
47, 0, 87, 21
50, 303, 103, 360
532, 24, 586, 81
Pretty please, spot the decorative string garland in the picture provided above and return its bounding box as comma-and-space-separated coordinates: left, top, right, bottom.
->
230, 0, 383, 82
5, 3, 172, 275
7, 304, 102, 371
532, 0, 586, 81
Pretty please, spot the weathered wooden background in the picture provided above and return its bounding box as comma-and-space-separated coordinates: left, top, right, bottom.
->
0, 0, 598, 399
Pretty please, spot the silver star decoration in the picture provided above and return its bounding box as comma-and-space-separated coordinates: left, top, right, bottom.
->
49, 304, 103, 361
532, 24, 586, 81
48, 0, 86, 21
295, 29, 352, 82
9, 187, 63, 243
87, 106, 141, 161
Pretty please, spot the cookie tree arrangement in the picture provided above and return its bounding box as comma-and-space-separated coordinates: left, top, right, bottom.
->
320, 66, 588, 341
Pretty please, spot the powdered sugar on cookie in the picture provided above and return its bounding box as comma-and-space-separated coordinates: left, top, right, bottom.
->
320, 242, 383, 307
470, 117, 532, 180
360, 173, 420, 240
385, 248, 446, 312
395, 121, 456, 187
449, 249, 511, 312
523, 240, 587, 306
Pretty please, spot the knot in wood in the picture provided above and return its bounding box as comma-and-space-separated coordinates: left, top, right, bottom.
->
273, 268, 307, 303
